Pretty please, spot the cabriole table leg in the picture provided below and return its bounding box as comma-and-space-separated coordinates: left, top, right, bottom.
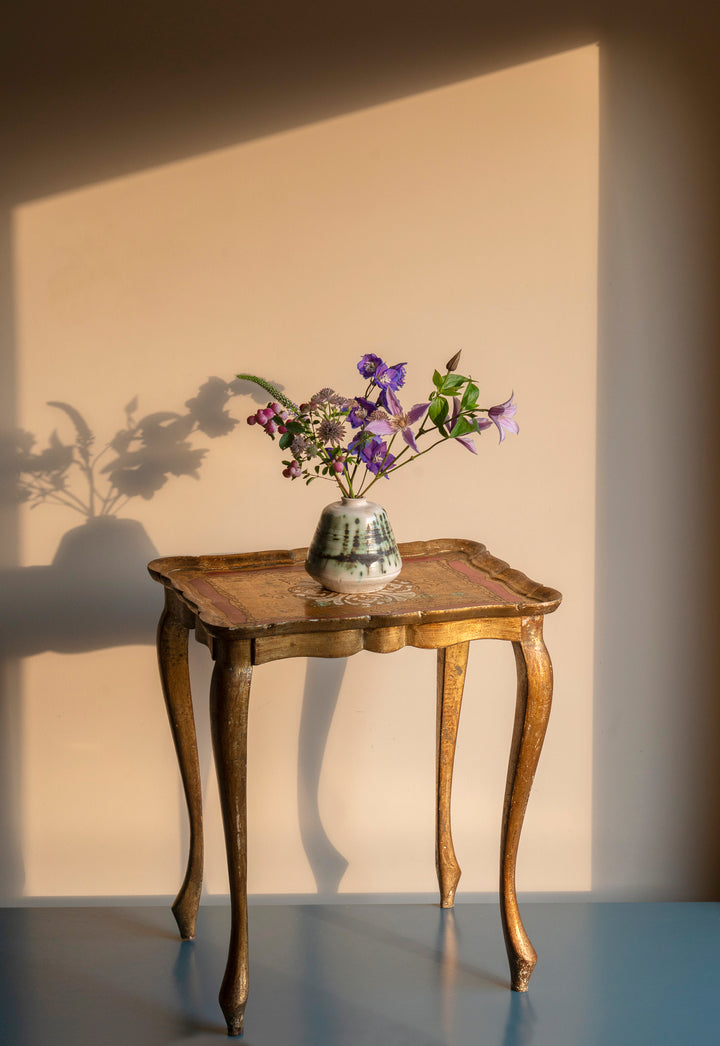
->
210, 638, 252, 1037
435, 641, 469, 908
157, 589, 204, 940
500, 616, 553, 991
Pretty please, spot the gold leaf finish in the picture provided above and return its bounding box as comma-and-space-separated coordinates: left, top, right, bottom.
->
150, 538, 561, 1035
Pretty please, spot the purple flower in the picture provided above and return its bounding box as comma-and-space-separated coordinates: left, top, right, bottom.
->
373, 361, 407, 393
357, 353, 384, 379
488, 393, 519, 442
347, 396, 378, 429
365, 388, 428, 453
359, 437, 396, 475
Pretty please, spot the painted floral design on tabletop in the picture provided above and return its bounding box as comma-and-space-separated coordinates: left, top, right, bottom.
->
290, 577, 417, 607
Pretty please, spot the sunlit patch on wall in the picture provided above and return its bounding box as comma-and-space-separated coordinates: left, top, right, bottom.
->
11, 46, 598, 897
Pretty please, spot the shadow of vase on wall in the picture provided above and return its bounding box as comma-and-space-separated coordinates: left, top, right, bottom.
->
0, 516, 160, 656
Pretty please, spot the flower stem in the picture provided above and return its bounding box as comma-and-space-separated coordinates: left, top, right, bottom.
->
361, 436, 448, 496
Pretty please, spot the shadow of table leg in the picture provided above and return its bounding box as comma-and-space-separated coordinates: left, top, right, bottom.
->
157, 589, 204, 940
500, 615, 553, 991
210, 637, 252, 1037
297, 658, 349, 895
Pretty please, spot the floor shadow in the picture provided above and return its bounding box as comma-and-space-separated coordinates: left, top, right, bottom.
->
307, 904, 509, 991
501, 992, 537, 1046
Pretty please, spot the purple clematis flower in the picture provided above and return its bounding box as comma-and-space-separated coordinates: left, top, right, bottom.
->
347, 396, 378, 428
373, 361, 407, 393
365, 388, 428, 453
357, 353, 384, 379
488, 393, 519, 442
359, 437, 396, 475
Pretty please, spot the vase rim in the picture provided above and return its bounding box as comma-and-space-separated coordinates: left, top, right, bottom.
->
339, 496, 369, 504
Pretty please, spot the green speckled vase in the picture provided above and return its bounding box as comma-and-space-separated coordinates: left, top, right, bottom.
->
305, 497, 402, 593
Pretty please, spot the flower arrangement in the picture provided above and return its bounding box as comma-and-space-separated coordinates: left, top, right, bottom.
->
238, 351, 517, 499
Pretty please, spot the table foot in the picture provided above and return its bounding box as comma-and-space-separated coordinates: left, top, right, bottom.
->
436, 642, 469, 908
211, 638, 252, 1040
500, 616, 553, 990
509, 954, 536, 992
157, 589, 204, 941
221, 999, 245, 1037
171, 894, 199, 942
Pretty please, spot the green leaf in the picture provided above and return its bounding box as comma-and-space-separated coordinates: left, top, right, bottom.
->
279, 431, 293, 450
449, 416, 475, 438
440, 373, 467, 394
432, 369, 444, 389
461, 382, 479, 410
428, 397, 449, 429
236, 374, 298, 412
284, 420, 304, 433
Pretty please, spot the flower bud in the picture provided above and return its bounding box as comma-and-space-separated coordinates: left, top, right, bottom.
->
446, 350, 462, 372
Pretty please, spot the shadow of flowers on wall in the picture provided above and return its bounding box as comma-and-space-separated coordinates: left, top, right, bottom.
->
0, 376, 251, 655
12, 377, 244, 519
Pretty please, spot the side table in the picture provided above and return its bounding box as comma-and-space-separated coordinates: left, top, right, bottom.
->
149, 538, 561, 1036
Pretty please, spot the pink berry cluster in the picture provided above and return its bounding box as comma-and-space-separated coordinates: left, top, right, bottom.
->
247, 402, 305, 479
282, 460, 302, 479
327, 450, 346, 475
246, 401, 290, 436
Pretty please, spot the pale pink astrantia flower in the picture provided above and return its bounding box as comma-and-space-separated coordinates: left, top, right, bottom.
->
488, 393, 519, 443
365, 388, 428, 453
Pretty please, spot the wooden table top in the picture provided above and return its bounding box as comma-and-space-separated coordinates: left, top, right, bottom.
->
148, 539, 561, 639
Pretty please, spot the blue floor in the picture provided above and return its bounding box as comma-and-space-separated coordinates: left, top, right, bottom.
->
1, 902, 719, 1045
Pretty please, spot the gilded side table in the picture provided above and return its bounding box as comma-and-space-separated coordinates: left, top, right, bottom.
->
149, 538, 561, 1036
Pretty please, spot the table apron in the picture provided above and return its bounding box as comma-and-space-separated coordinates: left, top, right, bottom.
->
252, 616, 523, 664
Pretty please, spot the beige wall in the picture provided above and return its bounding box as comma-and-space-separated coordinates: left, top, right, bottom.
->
10, 48, 597, 898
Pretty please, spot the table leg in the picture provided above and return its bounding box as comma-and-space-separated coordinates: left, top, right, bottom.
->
157, 589, 204, 940
500, 616, 553, 991
210, 638, 252, 1037
436, 642, 469, 908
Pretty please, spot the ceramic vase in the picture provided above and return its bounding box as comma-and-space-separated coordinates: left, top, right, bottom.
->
305, 497, 402, 593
